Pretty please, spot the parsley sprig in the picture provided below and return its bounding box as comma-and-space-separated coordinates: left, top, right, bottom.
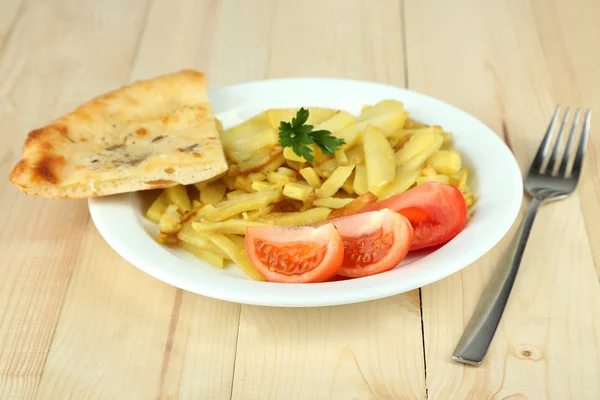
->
278, 108, 346, 163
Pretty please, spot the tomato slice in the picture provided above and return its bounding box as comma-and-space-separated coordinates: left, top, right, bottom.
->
328, 209, 413, 278
245, 223, 343, 283
362, 182, 467, 251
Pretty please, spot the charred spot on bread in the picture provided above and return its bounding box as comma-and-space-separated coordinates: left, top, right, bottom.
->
34, 155, 66, 184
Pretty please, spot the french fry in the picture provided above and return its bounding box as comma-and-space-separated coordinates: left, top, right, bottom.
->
199, 181, 227, 205
179, 242, 224, 269
426, 150, 462, 175
247, 172, 267, 182
246, 205, 275, 220
283, 181, 314, 201
192, 219, 266, 235
327, 192, 378, 219
334, 149, 349, 165
203, 189, 283, 222
415, 175, 451, 185
283, 146, 307, 162
164, 185, 192, 212
315, 110, 355, 133
317, 165, 355, 198
206, 234, 266, 281
316, 159, 338, 178
341, 172, 355, 194
396, 132, 443, 169
239, 147, 283, 173
313, 197, 354, 209
233, 175, 255, 192
358, 100, 405, 121
338, 111, 406, 149
363, 125, 395, 196
404, 118, 428, 129
177, 223, 229, 258
276, 167, 297, 177
258, 207, 332, 226
299, 167, 322, 188
266, 108, 337, 129
420, 164, 437, 176
353, 164, 368, 195
159, 205, 182, 234
345, 146, 365, 165
259, 153, 286, 173
267, 171, 295, 186
285, 159, 305, 171
225, 234, 246, 249
379, 169, 419, 199
251, 181, 276, 191
223, 175, 236, 191
146, 192, 169, 223
226, 190, 248, 199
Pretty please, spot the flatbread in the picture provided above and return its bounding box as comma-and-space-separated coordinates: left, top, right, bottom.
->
9, 70, 229, 198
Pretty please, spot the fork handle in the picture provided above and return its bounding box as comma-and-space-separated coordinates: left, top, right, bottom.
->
452, 197, 542, 366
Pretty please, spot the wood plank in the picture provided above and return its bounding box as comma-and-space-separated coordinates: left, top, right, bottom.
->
0, 0, 22, 47
405, 0, 600, 398
230, 1, 424, 399
36, 0, 243, 398
0, 0, 150, 398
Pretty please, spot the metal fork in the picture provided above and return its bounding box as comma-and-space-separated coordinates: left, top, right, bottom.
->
452, 106, 592, 366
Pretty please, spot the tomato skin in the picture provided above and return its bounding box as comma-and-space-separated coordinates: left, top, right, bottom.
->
362, 182, 467, 251
245, 223, 343, 283
328, 209, 413, 278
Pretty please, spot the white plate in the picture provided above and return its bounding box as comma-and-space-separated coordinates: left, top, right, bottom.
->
89, 78, 523, 307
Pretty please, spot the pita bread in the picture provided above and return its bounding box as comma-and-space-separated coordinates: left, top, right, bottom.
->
9, 70, 229, 198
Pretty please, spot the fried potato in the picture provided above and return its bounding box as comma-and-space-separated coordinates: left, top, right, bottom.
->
266, 108, 337, 129
239, 147, 283, 173
415, 175, 451, 185
233, 175, 255, 193
259, 153, 286, 173
199, 181, 227, 205
338, 111, 406, 149
266, 171, 295, 186
226, 129, 279, 163
316, 159, 338, 178
327, 192, 378, 219
313, 197, 354, 209
251, 181, 276, 191
299, 167, 322, 188
159, 204, 182, 234
257, 207, 331, 226
353, 164, 368, 195
379, 169, 419, 199
316, 110, 355, 133
341, 172, 355, 194
426, 150, 462, 175
177, 223, 229, 258
206, 234, 266, 281
146, 191, 169, 223
396, 132, 443, 169
247, 172, 266, 182
203, 189, 283, 222
283, 181, 314, 201
283, 146, 307, 162
358, 100, 405, 121
317, 165, 355, 198
334, 149, 348, 165
277, 167, 297, 177
404, 118, 428, 129
192, 219, 266, 235
363, 125, 395, 196
225, 234, 246, 249
165, 185, 192, 213
179, 242, 224, 268
226, 190, 248, 199
246, 204, 275, 220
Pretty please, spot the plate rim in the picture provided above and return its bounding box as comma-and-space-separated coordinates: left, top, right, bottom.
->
88, 77, 524, 307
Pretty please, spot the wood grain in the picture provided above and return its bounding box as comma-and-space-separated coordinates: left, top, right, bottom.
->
405, 0, 600, 398
229, 1, 424, 399
0, 0, 150, 398
1, 0, 599, 399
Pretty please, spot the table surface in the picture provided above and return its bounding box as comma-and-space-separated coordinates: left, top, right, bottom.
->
2, 0, 600, 399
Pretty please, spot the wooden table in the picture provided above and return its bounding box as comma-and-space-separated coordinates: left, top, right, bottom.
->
2, 0, 599, 398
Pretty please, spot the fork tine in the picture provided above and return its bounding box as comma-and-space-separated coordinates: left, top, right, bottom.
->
546, 107, 570, 174
570, 109, 591, 179
529, 106, 560, 173
558, 109, 582, 176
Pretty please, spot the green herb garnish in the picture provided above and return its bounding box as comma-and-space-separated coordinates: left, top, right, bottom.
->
278, 108, 346, 163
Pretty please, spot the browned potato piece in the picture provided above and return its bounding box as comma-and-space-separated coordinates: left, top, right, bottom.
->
327, 192, 379, 220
